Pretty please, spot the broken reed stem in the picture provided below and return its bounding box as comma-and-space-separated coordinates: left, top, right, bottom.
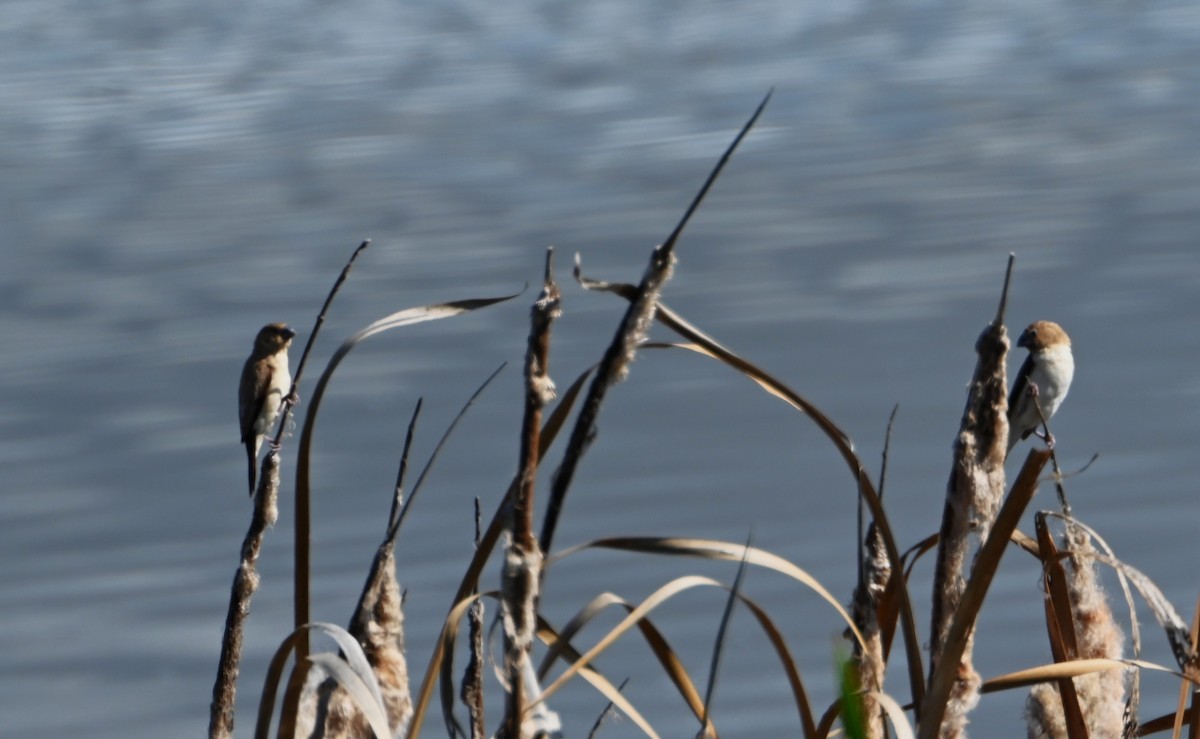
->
503, 248, 561, 736
208, 451, 281, 739
927, 258, 1013, 738
539, 90, 770, 557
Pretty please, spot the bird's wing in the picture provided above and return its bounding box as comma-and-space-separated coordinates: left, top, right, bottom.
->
238, 356, 272, 443
1007, 353, 1035, 422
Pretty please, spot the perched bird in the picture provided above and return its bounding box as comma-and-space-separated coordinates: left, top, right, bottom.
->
1007, 320, 1073, 455
239, 322, 296, 494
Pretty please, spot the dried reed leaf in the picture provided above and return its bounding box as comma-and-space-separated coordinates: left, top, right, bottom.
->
1041, 511, 1144, 733
537, 575, 729, 704
1033, 515, 1087, 738
538, 587, 819, 737
538, 592, 708, 729
872, 691, 917, 739
633, 311, 923, 694
983, 658, 1183, 692
535, 616, 664, 739
254, 622, 391, 739
532, 574, 815, 736
548, 536, 866, 649
291, 292, 521, 642
629, 333, 925, 710
1067, 552, 1194, 675
305, 652, 393, 739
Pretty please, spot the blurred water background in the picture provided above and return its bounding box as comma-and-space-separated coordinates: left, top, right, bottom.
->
4, 0, 1200, 736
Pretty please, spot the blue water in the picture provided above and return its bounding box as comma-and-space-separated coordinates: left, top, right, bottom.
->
4, 0, 1200, 735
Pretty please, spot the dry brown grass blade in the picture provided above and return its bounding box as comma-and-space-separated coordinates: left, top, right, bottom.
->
416, 588, 665, 738
1039, 511, 1144, 737
536, 591, 707, 719
983, 657, 1185, 693
538, 585, 820, 737
285, 292, 519, 736
406, 366, 595, 738
1069, 551, 1193, 675
532, 574, 817, 736
536, 575, 726, 704
536, 612, 672, 739
602, 331, 926, 709
292, 293, 520, 633
549, 536, 866, 649
918, 448, 1050, 739
1034, 514, 1088, 738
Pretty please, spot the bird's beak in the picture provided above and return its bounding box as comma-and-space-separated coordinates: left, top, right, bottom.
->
283, 328, 297, 340
1017, 330, 1031, 349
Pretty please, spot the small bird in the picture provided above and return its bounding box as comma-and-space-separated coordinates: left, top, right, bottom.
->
1007, 320, 1074, 455
239, 322, 296, 494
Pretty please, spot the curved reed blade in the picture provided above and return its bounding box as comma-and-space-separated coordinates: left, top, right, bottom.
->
1033, 514, 1087, 737
982, 657, 1182, 693
292, 291, 521, 641
305, 653, 393, 739
283, 291, 518, 735
536, 592, 708, 728
537, 575, 726, 703
535, 618, 663, 739
549, 536, 866, 651
572, 278, 927, 709
537, 583, 821, 735
255, 622, 392, 739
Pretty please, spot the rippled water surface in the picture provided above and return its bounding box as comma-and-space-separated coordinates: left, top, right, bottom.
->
5, 1, 1200, 736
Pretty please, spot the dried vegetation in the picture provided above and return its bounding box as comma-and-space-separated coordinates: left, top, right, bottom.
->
207, 95, 1200, 739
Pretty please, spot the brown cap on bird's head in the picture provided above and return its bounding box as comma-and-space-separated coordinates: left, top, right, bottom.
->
1017, 320, 1070, 351
254, 322, 296, 353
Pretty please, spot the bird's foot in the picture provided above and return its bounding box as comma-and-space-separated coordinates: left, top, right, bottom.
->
285, 390, 300, 406
1035, 429, 1056, 449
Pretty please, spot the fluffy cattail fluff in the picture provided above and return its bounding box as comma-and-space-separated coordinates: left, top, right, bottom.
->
1026, 530, 1125, 738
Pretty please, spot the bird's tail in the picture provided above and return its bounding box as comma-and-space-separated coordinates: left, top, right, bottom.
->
246, 440, 257, 496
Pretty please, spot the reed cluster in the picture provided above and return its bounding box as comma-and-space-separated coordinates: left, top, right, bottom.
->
208, 94, 1199, 739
